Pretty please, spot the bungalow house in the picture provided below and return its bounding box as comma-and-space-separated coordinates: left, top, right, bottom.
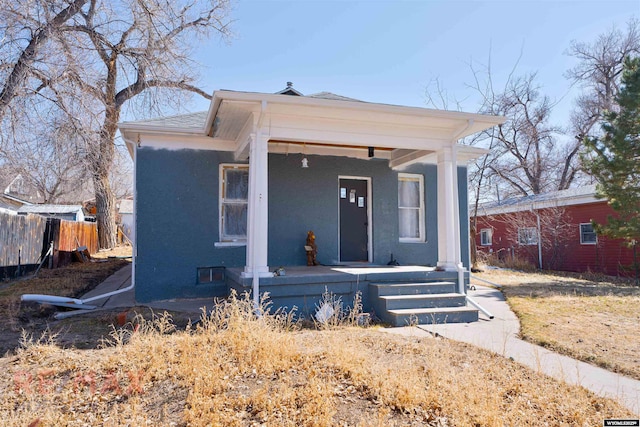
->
119, 84, 505, 325
474, 185, 636, 276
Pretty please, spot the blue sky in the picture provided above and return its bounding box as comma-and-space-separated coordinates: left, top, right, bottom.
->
187, 0, 638, 128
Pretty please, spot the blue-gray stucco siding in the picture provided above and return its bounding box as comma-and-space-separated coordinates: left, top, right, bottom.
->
135, 148, 470, 303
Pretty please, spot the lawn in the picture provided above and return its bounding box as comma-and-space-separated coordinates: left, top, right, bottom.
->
473, 268, 640, 380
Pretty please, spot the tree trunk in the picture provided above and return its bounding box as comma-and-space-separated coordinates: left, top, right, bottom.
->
94, 172, 116, 249
92, 103, 118, 249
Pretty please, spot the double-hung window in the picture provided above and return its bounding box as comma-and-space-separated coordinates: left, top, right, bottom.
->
398, 173, 425, 242
580, 223, 597, 245
220, 164, 249, 242
517, 227, 538, 245
480, 228, 492, 246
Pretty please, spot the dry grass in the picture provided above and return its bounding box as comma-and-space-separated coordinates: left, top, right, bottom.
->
473, 268, 640, 380
0, 292, 633, 426
92, 244, 133, 259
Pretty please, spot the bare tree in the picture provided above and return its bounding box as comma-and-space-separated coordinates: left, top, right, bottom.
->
566, 19, 640, 139
1, 0, 232, 248
64, 0, 233, 248
0, 0, 87, 121
1, 111, 90, 203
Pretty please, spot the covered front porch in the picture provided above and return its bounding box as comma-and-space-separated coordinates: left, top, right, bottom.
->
205, 90, 503, 299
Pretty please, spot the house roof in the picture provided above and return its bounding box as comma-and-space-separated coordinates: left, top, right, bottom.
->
0, 172, 40, 204
476, 184, 601, 216
122, 111, 208, 132
307, 91, 363, 102
0, 194, 23, 210
118, 89, 363, 131
119, 84, 505, 167
18, 204, 83, 215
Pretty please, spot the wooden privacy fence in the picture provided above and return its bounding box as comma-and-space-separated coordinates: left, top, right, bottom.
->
0, 213, 47, 268
0, 211, 98, 275
58, 220, 98, 253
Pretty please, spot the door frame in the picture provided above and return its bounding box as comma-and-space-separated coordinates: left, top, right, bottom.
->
337, 175, 373, 263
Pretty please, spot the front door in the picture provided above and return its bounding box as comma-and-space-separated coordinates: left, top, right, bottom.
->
339, 178, 369, 262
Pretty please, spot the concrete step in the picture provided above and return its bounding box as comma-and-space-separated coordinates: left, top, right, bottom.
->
379, 293, 466, 310
385, 306, 479, 326
370, 281, 456, 297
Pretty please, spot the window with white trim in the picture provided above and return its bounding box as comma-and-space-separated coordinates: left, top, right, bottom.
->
480, 228, 492, 246
580, 223, 597, 245
219, 164, 249, 242
517, 227, 538, 245
398, 173, 425, 242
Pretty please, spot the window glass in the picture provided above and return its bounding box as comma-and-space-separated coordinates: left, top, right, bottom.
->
399, 209, 420, 239
225, 169, 249, 200
580, 223, 597, 244
518, 227, 538, 245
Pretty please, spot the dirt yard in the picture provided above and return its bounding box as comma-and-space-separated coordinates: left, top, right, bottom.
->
473, 268, 640, 380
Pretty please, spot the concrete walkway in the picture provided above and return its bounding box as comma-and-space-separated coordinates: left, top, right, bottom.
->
76, 264, 213, 316
382, 284, 640, 416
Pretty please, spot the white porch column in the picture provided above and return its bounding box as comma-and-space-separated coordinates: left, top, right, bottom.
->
243, 128, 270, 278
436, 145, 461, 271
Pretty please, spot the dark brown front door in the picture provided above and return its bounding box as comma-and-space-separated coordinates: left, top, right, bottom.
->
339, 178, 369, 262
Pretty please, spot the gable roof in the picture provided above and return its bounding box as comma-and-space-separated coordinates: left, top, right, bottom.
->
0, 172, 40, 204
275, 82, 304, 96
477, 184, 601, 216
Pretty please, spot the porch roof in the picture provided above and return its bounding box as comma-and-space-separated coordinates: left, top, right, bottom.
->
119, 87, 504, 166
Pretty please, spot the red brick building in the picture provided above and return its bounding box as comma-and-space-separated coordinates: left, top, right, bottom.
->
473, 185, 636, 276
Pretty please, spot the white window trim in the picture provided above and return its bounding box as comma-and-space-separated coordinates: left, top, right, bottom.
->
398, 173, 425, 243
218, 163, 249, 244
517, 226, 538, 246
580, 222, 597, 245
480, 228, 492, 246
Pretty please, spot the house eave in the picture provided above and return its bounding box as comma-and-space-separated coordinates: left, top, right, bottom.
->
477, 193, 603, 216
118, 88, 505, 162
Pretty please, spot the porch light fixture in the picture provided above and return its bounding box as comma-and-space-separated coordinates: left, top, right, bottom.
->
368, 146, 374, 157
